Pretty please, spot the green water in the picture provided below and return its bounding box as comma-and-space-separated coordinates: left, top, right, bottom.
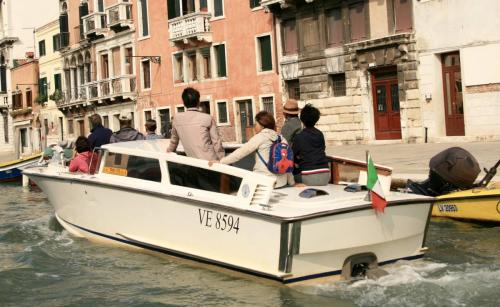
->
1, 184, 499, 306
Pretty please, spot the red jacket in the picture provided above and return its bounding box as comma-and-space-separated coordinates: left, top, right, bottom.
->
69, 151, 98, 174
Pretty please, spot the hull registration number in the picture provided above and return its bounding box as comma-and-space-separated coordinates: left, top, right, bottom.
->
198, 209, 240, 234
437, 204, 458, 213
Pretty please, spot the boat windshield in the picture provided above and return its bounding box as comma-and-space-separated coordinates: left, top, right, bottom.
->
102, 152, 162, 182
167, 161, 242, 195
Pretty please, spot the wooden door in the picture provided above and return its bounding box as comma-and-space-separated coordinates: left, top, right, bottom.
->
442, 52, 464, 136
371, 68, 402, 140
238, 100, 254, 143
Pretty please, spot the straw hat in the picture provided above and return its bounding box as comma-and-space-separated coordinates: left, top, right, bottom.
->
283, 99, 299, 115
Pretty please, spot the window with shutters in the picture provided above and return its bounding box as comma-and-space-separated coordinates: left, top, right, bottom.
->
168, 0, 198, 19
250, 0, 260, 9
301, 16, 320, 51
142, 59, 151, 89
39, 40, 46, 57
329, 73, 346, 97
214, 44, 227, 77
53, 34, 61, 52
389, 0, 413, 33
158, 108, 171, 136
326, 7, 344, 47
39, 77, 48, 102
3, 113, 8, 143
287, 79, 300, 100
213, 0, 224, 17
216, 100, 228, 124
261, 96, 274, 116
54, 74, 62, 91
187, 51, 197, 81
349, 1, 368, 42
201, 47, 211, 79
68, 119, 74, 134
282, 19, 298, 55
173, 53, 184, 83
177, 105, 186, 113
138, 0, 150, 37
26, 90, 32, 107
257, 35, 272, 72
144, 110, 152, 121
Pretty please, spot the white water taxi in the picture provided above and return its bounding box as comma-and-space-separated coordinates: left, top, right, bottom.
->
24, 139, 433, 284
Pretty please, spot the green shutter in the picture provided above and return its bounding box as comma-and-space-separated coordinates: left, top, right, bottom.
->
54, 74, 62, 91
214, 0, 223, 17
216, 44, 226, 77
260, 36, 272, 71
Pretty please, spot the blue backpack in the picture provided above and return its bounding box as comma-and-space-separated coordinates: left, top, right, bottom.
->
257, 136, 294, 174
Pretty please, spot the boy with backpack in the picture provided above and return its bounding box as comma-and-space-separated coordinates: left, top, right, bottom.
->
292, 104, 330, 186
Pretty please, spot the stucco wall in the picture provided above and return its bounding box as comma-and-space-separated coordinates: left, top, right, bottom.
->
415, 0, 500, 140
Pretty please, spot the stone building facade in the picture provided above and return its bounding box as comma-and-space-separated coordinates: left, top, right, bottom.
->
263, 0, 422, 144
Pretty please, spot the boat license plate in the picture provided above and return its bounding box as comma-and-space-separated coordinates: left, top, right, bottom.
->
437, 204, 458, 212
198, 208, 240, 234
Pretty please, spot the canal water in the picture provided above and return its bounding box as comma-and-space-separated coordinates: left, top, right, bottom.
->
1, 183, 499, 306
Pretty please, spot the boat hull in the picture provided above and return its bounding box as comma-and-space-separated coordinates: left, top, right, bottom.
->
433, 185, 500, 222
0, 154, 41, 182
28, 173, 432, 284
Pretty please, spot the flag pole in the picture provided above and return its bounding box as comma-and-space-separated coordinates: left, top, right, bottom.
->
365, 150, 371, 201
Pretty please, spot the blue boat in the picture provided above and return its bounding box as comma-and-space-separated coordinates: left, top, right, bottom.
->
0, 153, 41, 182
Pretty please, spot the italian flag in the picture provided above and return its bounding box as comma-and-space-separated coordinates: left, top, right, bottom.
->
367, 154, 388, 213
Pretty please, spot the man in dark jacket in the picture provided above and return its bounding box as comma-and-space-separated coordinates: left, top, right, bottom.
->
88, 114, 112, 149
110, 111, 145, 143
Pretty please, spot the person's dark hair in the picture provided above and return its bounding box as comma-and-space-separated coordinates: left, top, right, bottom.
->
75, 136, 91, 153
255, 111, 276, 130
182, 87, 200, 108
145, 119, 157, 132
90, 114, 102, 127
300, 104, 320, 128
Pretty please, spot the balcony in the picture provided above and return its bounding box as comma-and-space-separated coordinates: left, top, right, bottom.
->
106, 1, 133, 31
168, 12, 212, 45
88, 75, 136, 102
82, 12, 107, 38
260, 0, 296, 11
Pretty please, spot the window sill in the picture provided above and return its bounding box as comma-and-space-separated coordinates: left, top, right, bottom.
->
137, 35, 151, 42
211, 16, 226, 22
251, 7, 263, 12
257, 70, 274, 76
216, 122, 231, 127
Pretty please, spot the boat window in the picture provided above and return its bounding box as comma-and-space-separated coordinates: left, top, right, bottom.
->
103, 152, 162, 182
167, 161, 242, 195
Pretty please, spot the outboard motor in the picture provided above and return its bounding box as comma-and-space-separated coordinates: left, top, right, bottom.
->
407, 147, 480, 196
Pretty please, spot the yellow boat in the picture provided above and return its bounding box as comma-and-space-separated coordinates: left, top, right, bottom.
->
432, 181, 500, 222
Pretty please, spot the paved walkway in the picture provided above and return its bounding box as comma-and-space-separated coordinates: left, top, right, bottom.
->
327, 141, 500, 184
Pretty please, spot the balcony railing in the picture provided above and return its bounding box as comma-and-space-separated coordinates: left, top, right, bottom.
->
106, 1, 133, 30
168, 12, 212, 43
82, 12, 107, 38
88, 75, 136, 101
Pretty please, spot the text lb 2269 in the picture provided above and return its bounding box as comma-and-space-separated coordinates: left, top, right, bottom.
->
198, 209, 240, 234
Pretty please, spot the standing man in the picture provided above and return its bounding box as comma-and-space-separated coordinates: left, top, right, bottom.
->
110, 111, 145, 143
145, 119, 163, 140
167, 87, 224, 160
280, 99, 302, 145
88, 114, 112, 149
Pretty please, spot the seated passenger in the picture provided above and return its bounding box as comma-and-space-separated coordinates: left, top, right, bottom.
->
210, 111, 294, 188
292, 104, 330, 186
69, 136, 98, 174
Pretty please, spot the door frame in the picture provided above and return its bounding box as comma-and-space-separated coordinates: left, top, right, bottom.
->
370, 66, 402, 140
233, 96, 255, 143
441, 51, 465, 136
